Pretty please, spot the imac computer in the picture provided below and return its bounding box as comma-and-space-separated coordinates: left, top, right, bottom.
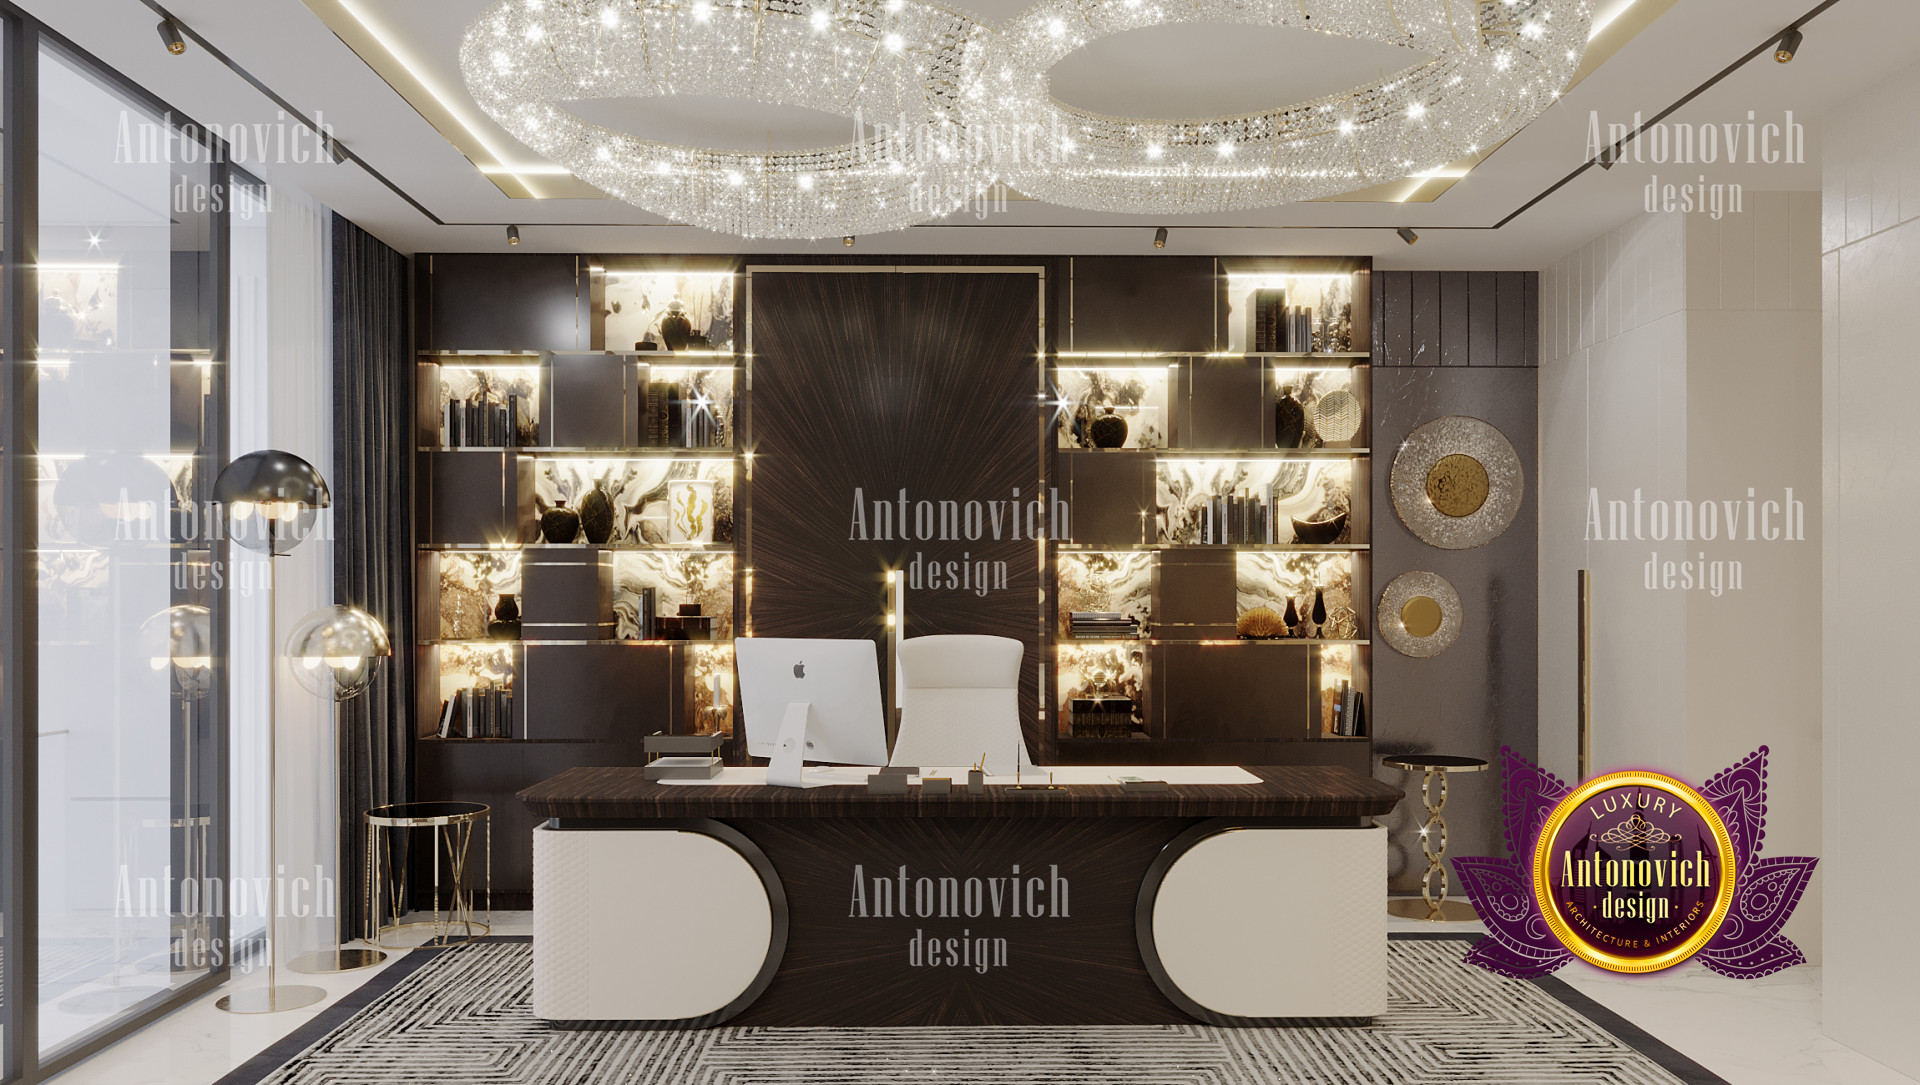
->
735, 637, 890, 787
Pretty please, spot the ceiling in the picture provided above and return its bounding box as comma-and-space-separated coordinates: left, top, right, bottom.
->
19, 0, 1920, 267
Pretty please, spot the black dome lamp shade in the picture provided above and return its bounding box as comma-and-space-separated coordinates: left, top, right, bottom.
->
213, 449, 330, 555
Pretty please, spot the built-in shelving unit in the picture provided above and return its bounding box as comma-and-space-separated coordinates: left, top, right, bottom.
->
1048, 262, 1373, 768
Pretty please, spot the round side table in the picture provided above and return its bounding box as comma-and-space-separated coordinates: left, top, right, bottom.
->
1383, 755, 1489, 922
367, 801, 492, 949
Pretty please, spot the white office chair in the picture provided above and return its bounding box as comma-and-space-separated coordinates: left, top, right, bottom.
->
888, 635, 1037, 775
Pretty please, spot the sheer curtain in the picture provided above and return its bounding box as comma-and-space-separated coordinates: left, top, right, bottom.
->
229, 181, 334, 972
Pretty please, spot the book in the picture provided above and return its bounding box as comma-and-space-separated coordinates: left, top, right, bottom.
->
438, 697, 456, 739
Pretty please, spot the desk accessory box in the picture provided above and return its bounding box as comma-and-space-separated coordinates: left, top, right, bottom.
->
643, 731, 723, 780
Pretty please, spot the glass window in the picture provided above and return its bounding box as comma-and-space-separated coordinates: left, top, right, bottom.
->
33, 39, 225, 1058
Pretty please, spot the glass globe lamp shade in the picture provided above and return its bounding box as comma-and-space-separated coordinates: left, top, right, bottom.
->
286, 605, 391, 701
141, 604, 215, 700
213, 450, 330, 555
53, 451, 176, 548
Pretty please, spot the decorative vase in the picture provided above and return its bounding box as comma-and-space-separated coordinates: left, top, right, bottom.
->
1311, 588, 1328, 638
1276, 392, 1307, 449
659, 298, 694, 351
579, 487, 616, 544
1291, 511, 1348, 545
668, 479, 716, 544
540, 499, 580, 544
1089, 408, 1129, 449
1281, 597, 1300, 638
488, 594, 522, 640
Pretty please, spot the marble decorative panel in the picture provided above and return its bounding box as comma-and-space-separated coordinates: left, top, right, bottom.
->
438, 642, 517, 705
1055, 550, 1153, 637
1157, 459, 1351, 544
1054, 641, 1146, 734
689, 642, 735, 736
613, 551, 735, 640
439, 551, 524, 640
604, 271, 735, 352
433, 363, 541, 446
1227, 274, 1359, 353
1272, 365, 1365, 448
1054, 367, 1170, 449
1237, 551, 1359, 637
532, 458, 734, 546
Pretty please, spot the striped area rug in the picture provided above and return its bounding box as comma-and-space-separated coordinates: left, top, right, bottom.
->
218, 936, 1726, 1085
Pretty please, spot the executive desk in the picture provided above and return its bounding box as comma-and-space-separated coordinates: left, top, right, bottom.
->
520, 765, 1402, 1028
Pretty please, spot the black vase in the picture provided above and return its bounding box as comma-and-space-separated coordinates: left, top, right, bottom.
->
1089, 409, 1129, 449
488, 594, 522, 640
1276, 393, 1307, 449
1282, 597, 1300, 638
1311, 588, 1327, 627
540, 499, 580, 544
659, 310, 693, 351
579, 487, 615, 544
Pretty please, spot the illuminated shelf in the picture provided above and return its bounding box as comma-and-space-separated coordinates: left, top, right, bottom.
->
1052, 352, 1368, 361
1056, 543, 1368, 553
418, 542, 734, 553
1058, 638, 1370, 647
421, 638, 729, 647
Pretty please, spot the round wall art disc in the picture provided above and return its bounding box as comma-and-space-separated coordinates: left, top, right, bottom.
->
1391, 416, 1524, 549
1378, 572, 1463, 658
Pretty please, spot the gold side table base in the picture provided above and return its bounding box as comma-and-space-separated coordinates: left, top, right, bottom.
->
1388, 898, 1481, 922
287, 948, 388, 974
371, 918, 491, 950
215, 985, 327, 1014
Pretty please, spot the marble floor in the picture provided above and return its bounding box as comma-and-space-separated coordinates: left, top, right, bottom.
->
33, 906, 1918, 1085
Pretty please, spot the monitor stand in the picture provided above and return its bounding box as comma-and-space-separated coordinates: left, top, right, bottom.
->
766, 702, 812, 788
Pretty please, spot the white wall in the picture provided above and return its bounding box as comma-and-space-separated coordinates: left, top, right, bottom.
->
1820, 58, 1920, 1081
1540, 192, 1824, 959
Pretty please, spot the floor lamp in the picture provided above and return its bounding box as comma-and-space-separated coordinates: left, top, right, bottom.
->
284, 604, 391, 974
213, 450, 330, 1015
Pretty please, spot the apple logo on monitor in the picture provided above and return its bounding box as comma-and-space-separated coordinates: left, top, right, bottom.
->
793, 661, 806, 679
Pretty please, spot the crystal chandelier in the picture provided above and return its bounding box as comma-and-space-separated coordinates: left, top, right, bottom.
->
461, 0, 998, 239
986, 0, 1592, 213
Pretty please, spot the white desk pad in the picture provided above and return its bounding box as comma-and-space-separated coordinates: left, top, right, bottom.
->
661, 765, 1261, 787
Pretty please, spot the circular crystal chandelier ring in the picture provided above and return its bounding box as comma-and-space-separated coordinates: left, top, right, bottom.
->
989, 0, 1593, 213
462, 0, 998, 238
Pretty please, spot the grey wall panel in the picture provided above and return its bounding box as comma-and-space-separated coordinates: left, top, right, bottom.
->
1380, 271, 1411, 367
1495, 272, 1527, 369
1440, 273, 1470, 367
1070, 256, 1220, 352
422, 253, 582, 352
1370, 367, 1538, 892
1467, 271, 1498, 366
1409, 272, 1440, 367
1064, 451, 1153, 547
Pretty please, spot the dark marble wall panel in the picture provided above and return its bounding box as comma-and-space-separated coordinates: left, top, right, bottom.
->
1440, 273, 1470, 367
418, 253, 584, 352
1376, 270, 1539, 369
1370, 367, 1538, 892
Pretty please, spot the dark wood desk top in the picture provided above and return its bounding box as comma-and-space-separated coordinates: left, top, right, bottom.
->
519, 765, 1403, 821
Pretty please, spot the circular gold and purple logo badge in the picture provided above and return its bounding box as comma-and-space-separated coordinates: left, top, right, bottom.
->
1531, 771, 1739, 973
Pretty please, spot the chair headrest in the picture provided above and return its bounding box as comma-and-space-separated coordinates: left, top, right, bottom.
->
898, 635, 1023, 689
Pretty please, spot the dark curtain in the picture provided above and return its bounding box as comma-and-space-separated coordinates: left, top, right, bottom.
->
331, 214, 413, 938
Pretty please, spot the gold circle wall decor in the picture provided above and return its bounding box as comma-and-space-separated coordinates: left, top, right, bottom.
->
1425, 453, 1490, 518
1379, 572, 1462, 658
1391, 416, 1524, 550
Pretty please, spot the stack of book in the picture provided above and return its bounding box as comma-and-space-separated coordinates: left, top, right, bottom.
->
1068, 697, 1136, 740
1199, 493, 1269, 544
1244, 288, 1286, 352
1069, 612, 1140, 639
444, 395, 526, 448
1330, 681, 1367, 737
438, 687, 515, 739
640, 381, 723, 448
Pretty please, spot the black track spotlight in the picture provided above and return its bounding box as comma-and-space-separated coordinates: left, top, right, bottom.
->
843, 235, 856, 247
507, 225, 521, 246
1396, 227, 1419, 246
1775, 27, 1802, 64
1153, 226, 1169, 249
157, 18, 186, 55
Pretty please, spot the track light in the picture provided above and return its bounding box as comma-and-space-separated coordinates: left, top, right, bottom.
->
1396, 227, 1419, 246
507, 225, 521, 246
1153, 226, 1168, 249
1775, 27, 1802, 64
843, 235, 855, 247
157, 18, 186, 55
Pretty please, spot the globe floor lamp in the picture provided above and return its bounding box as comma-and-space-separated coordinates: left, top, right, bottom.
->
285, 604, 391, 974
212, 450, 330, 1015
145, 605, 215, 971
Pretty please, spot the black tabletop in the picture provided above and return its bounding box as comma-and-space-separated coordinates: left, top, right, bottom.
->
1381, 754, 1490, 772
